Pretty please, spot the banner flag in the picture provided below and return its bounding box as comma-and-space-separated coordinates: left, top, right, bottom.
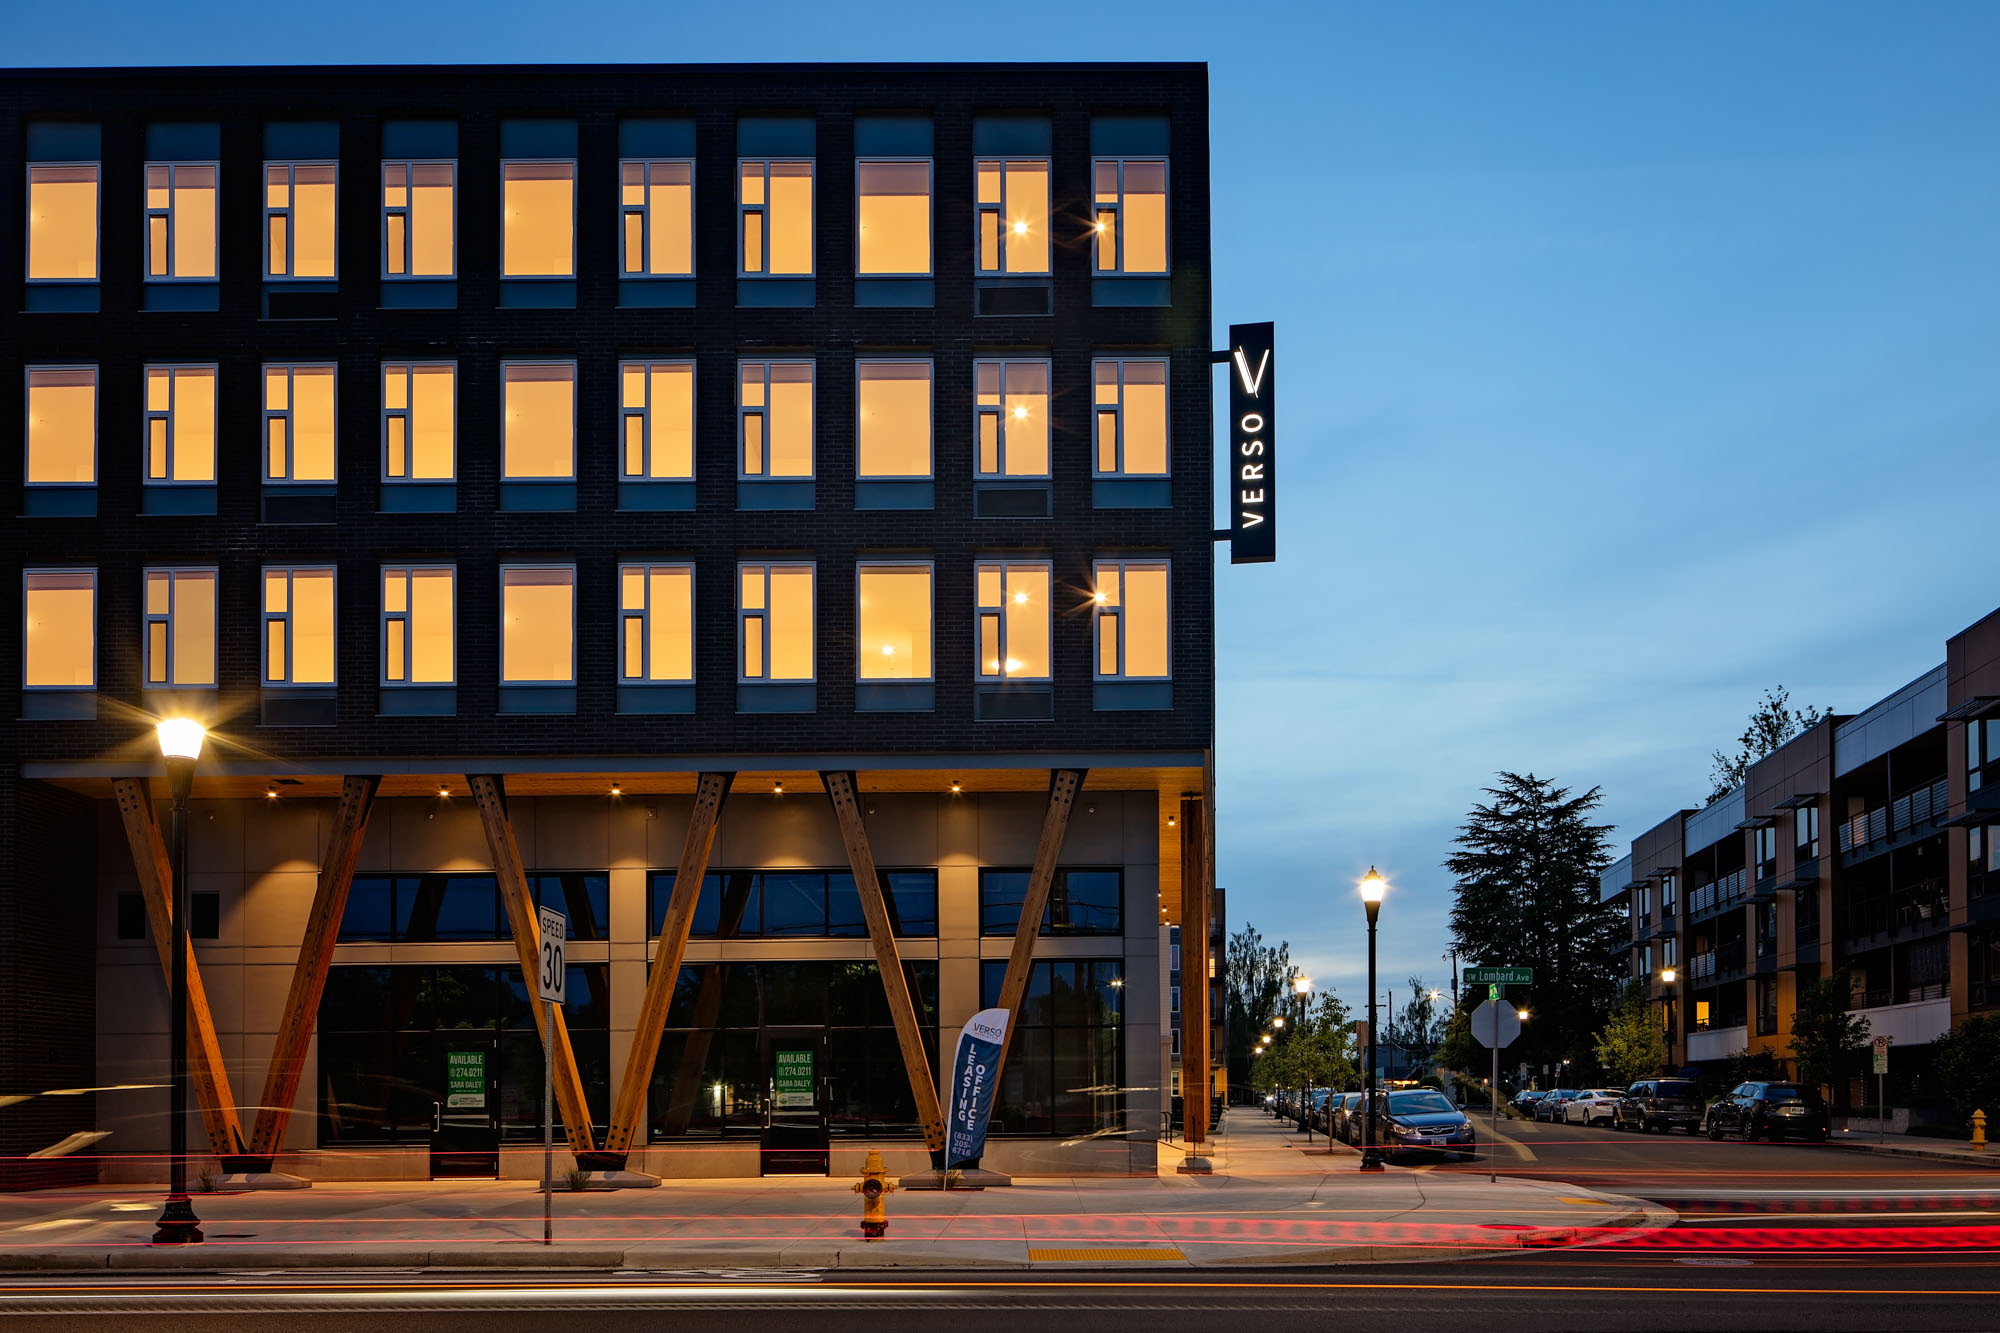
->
945, 1007, 1011, 1170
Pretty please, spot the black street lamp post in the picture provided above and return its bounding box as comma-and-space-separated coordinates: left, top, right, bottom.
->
152, 719, 205, 1245
1359, 868, 1387, 1172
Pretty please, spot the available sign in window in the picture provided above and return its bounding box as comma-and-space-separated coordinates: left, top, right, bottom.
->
446, 1049, 486, 1108
773, 1048, 815, 1110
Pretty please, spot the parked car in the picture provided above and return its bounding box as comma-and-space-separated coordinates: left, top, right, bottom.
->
1704, 1082, 1831, 1142
1614, 1078, 1704, 1134
1534, 1089, 1580, 1122
1510, 1089, 1545, 1115
1563, 1089, 1626, 1126
1372, 1088, 1478, 1161
1331, 1092, 1365, 1143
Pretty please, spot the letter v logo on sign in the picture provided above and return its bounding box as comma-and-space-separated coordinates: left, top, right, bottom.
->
1232, 345, 1270, 397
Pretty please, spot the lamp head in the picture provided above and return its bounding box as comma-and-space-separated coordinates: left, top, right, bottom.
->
155, 717, 205, 761
1272, 1016, 1284, 1028
1358, 866, 1387, 906
1294, 976, 1311, 996
1660, 966, 1677, 984
1517, 1008, 1530, 1022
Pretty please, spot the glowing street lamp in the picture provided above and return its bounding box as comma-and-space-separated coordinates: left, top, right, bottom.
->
1359, 867, 1388, 1171
152, 718, 205, 1245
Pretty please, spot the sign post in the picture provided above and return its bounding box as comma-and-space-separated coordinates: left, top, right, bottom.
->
1873, 1035, 1892, 1143
1471, 988, 1525, 1184
536, 905, 566, 1245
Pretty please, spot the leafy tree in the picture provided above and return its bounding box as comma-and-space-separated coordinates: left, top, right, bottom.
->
1446, 772, 1624, 1073
1724, 1046, 1788, 1085
1436, 996, 1478, 1073
1790, 968, 1870, 1105
1930, 1014, 2000, 1119
1706, 686, 1828, 805
1592, 981, 1667, 1085
1225, 923, 1294, 1092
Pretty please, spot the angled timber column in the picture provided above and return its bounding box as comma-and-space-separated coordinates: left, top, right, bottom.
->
110, 778, 246, 1160
246, 775, 380, 1165
1181, 794, 1210, 1152
603, 771, 732, 1161
988, 769, 1087, 1085
466, 774, 597, 1155
660, 870, 757, 1136
822, 770, 947, 1159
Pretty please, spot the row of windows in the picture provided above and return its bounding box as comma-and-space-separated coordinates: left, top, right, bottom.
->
19, 356, 1171, 490
19, 558, 1171, 691
25, 152, 1167, 285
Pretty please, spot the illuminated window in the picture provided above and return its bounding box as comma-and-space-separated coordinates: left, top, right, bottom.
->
262, 566, 335, 686
739, 360, 813, 478
27, 164, 99, 282
974, 159, 1049, 275
500, 565, 575, 685
1092, 159, 1168, 275
738, 160, 813, 276
143, 366, 216, 485
619, 360, 694, 479
857, 563, 932, 682
381, 566, 454, 685
856, 361, 931, 479
502, 160, 574, 277
1092, 358, 1169, 476
618, 562, 694, 683
856, 160, 930, 276
142, 567, 218, 688
381, 363, 455, 481
144, 163, 217, 281
22, 569, 95, 690
974, 561, 1051, 681
25, 367, 96, 486
264, 162, 336, 279
1092, 560, 1169, 680
739, 562, 814, 682
620, 160, 693, 276
501, 362, 575, 481
382, 161, 455, 278
974, 360, 1049, 478
263, 364, 336, 483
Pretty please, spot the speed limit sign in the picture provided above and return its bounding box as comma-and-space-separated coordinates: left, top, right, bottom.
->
537, 906, 566, 1004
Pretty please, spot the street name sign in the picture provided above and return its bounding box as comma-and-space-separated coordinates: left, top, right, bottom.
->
1470, 998, 1521, 1049
1465, 966, 1532, 985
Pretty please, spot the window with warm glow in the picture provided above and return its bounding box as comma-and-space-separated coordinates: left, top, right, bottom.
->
857, 564, 932, 681
502, 160, 574, 277
620, 160, 692, 276
974, 159, 1049, 275
381, 566, 454, 685
142, 566, 218, 688
22, 569, 95, 689
856, 361, 931, 478
265, 162, 336, 279
1092, 158, 1168, 275
739, 159, 813, 276
25, 366, 96, 486
502, 362, 575, 480
739, 562, 814, 682
619, 562, 694, 683
1092, 559, 1169, 679
620, 360, 694, 479
382, 161, 455, 277
263, 363, 336, 483
143, 365, 217, 485
27, 164, 99, 282
739, 360, 813, 478
262, 566, 335, 686
856, 160, 930, 276
1092, 358, 1169, 476
145, 163, 217, 280
975, 561, 1051, 681
381, 363, 455, 481
501, 565, 575, 685
974, 360, 1049, 478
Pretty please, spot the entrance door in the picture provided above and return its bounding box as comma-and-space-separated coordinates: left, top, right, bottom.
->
431, 1037, 499, 1177
760, 1031, 829, 1175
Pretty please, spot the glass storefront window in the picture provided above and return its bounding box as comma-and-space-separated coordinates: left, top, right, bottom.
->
649, 869, 937, 940
979, 867, 1123, 936
981, 959, 1125, 1138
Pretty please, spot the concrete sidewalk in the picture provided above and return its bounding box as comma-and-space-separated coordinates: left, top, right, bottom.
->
0, 1114, 1669, 1272
1829, 1130, 1999, 1168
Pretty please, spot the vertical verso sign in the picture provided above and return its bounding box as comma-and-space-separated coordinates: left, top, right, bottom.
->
1227, 321, 1275, 563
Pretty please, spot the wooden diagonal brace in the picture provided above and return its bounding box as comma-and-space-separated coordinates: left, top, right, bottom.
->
822, 771, 946, 1155
246, 775, 380, 1163
988, 769, 1086, 1086
1180, 794, 1210, 1150
603, 772, 731, 1158
466, 774, 597, 1154
110, 778, 247, 1160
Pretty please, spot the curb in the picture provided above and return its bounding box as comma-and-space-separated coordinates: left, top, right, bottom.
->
1829, 1141, 2000, 1169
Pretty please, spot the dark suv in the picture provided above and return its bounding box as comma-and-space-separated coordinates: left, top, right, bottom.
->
1614, 1078, 1703, 1134
1704, 1082, 1831, 1142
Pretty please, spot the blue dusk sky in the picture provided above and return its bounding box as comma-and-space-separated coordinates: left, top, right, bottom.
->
16, 1, 1998, 1008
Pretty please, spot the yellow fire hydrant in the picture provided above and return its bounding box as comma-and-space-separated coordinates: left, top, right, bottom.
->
853, 1149, 896, 1239
1973, 1109, 1987, 1153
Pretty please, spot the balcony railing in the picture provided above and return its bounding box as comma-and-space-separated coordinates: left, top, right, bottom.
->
1690, 951, 1714, 981
1840, 779, 1950, 853
1689, 869, 1748, 918
1845, 877, 1950, 938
